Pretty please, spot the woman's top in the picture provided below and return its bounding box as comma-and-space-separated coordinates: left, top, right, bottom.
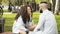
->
12, 16, 34, 34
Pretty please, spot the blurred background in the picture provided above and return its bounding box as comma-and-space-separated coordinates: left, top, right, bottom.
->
0, 0, 60, 34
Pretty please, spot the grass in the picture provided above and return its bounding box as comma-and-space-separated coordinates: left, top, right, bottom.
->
2, 13, 16, 32
2, 12, 60, 34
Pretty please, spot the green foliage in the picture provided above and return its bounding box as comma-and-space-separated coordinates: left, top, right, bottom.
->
2, 0, 9, 5
3, 14, 16, 32
1, 0, 50, 5
15, 0, 23, 6
0, 0, 2, 5
35, 0, 41, 4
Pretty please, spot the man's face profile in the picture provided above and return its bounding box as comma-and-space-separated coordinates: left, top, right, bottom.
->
39, 3, 43, 13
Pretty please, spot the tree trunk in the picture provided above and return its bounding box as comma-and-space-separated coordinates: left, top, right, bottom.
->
54, 0, 59, 15
51, 0, 56, 13
50, 0, 53, 12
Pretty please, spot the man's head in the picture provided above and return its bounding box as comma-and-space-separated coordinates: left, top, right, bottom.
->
39, 2, 48, 11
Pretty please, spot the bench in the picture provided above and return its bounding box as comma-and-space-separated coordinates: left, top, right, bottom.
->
0, 18, 5, 33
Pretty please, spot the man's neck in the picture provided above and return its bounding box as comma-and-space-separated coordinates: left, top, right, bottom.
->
42, 8, 48, 11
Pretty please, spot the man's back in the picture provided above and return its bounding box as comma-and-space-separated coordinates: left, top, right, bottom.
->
41, 10, 58, 34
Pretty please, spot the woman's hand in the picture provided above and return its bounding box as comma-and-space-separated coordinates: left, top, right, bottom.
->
19, 30, 26, 34
28, 25, 36, 31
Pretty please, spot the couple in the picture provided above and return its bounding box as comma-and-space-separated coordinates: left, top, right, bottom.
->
12, 2, 58, 34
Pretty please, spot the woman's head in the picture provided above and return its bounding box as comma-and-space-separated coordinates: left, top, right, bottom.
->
15, 5, 33, 23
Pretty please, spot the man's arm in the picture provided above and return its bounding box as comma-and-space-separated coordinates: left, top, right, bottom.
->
33, 15, 45, 32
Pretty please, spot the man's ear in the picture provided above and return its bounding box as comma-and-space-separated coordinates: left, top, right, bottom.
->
39, 9, 43, 13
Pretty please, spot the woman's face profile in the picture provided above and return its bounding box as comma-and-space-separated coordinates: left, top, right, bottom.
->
27, 7, 31, 16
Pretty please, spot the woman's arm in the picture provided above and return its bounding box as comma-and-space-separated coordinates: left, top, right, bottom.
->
19, 30, 26, 34
33, 15, 45, 32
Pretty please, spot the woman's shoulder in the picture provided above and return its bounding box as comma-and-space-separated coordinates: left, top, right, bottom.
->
15, 16, 22, 21
14, 16, 24, 25
14, 16, 23, 23
18, 16, 22, 19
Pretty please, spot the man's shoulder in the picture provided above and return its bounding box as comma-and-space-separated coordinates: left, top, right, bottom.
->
39, 13, 45, 18
39, 11, 52, 17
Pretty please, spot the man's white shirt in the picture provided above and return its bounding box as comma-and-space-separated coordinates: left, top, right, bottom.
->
29, 10, 58, 34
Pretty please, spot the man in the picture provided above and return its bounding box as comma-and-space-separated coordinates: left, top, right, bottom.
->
29, 2, 58, 34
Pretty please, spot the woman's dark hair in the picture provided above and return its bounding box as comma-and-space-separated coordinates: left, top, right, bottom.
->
15, 5, 33, 24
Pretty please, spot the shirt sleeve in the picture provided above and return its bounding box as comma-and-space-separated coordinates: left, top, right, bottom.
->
33, 14, 45, 32
29, 20, 34, 26
25, 20, 34, 28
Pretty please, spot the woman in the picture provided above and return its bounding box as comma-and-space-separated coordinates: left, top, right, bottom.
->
12, 5, 35, 34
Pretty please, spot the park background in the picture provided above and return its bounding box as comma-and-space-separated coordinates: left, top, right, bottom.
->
0, 0, 60, 34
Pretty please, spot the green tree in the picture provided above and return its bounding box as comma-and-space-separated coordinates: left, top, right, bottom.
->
50, 0, 60, 15
15, 0, 23, 6
52, 0, 56, 13
0, 0, 2, 5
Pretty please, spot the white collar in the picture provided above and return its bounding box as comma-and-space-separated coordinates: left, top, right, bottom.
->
43, 9, 49, 13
